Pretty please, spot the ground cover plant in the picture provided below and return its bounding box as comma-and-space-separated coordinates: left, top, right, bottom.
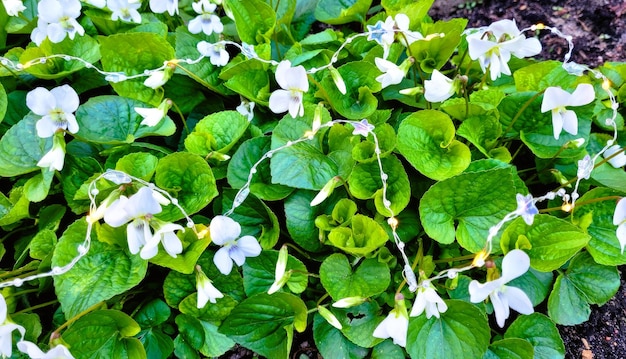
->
0, 0, 625, 358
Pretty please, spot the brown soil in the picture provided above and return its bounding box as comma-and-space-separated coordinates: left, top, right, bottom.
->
430, 1, 626, 358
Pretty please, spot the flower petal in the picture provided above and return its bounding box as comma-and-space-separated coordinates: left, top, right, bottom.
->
567, 83, 595, 107
51, 85, 79, 113
209, 215, 240, 245
561, 109, 578, 136
500, 249, 530, 283
613, 198, 626, 226
504, 286, 534, 315
237, 235, 262, 257
541, 87, 570, 112
491, 291, 510, 328
268, 89, 291, 115
26, 87, 55, 116
213, 247, 234, 275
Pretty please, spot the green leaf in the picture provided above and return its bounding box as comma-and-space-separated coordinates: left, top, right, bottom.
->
320, 253, 390, 300
574, 187, 626, 265
0, 82, 7, 124
333, 300, 384, 348
227, 136, 293, 201
382, 0, 433, 19
348, 155, 410, 216
175, 314, 205, 351
225, 0, 276, 44
52, 219, 148, 319
134, 299, 171, 328
409, 19, 466, 72
217, 189, 280, 249
318, 61, 382, 119
313, 313, 369, 359
371, 339, 406, 359
0, 187, 30, 226
219, 292, 308, 359
513, 61, 563, 92
185, 111, 249, 155
63, 310, 146, 359
115, 152, 158, 181
75, 96, 176, 144
500, 215, 590, 272
24, 170, 54, 202
315, 0, 372, 25
198, 320, 235, 357
12, 313, 42, 343
351, 123, 396, 163
100, 32, 175, 106
504, 313, 565, 359
19, 35, 101, 79
548, 251, 620, 325
155, 152, 218, 222
221, 60, 271, 105
283, 190, 329, 252
148, 227, 211, 274
457, 115, 502, 158
484, 338, 534, 359
0, 114, 49, 177
270, 114, 338, 190
406, 300, 490, 359
179, 295, 238, 323
29, 229, 57, 260
508, 267, 554, 307
327, 214, 389, 255
138, 328, 174, 359
243, 250, 308, 295
397, 110, 471, 181
419, 167, 519, 252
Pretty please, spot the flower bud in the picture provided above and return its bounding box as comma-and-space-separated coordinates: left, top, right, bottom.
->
318, 306, 342, 330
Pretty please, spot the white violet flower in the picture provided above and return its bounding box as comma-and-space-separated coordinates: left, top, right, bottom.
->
372, 294, 409, 347
37, 134, 66, 172
149, 0, 178, 15
195, 265, 223, 308
603, 144, 626, 168
469, 249, 534, 327
268, 60, 309, 118
409, 281, 448, 319
514, 193, 539, 225
143, 67, 174, 89
197, 41, 229, 67
541, 83, 595, 140
27, 85, 80, 138
142, 222, 184, 259
268, 245, 290, 294
107, 0, 141, 23
366, 16, 395, 59
467, 19, 541, 81
2, 0, 26, 16
612, 197, 626, 253
135, 99, 172, 127
31, 0, 85, 46
0, 295, 25, 358
236, 99, 255, 121
394, 13, 423, 47
210, 215, 262, 275
374, 57, 410, 89
17, 341, 74, 359
188, 0, 223, 36
104, 186, 178, 259
424, 69, 457, 103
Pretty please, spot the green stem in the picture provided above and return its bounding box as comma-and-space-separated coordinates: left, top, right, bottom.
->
14, 300, 58, 315
170, 100, 190, 136
499, 90, 545, 146
52, 302, 107, 336
539, 196, 622, 213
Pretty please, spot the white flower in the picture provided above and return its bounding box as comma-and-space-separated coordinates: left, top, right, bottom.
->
236, 100, 255, 121
0, 295, 25, 358
469, 249, 534, 327
209, 215, 262, 275
84, 0, 106, 8
2, 0, 26, 16
541, 83, 595, 140
514, 193, 539, 225
332, 296, 366, 308
467, 19, 541, 81
372, 295, 409, 347
409, 282, 448, 319
141, 222, 184, 259
149, 0, 178, 15
374, 57, 407, 89
135, 99, 172, 127
603, 144, 626, 168
37, 134, 66, 172
351, 119, 374, 137
188, 0, 223, 36
268, 60, 309, 118
424, 69, 456, 103
317, 306, 342, 330
143, 69, 171, 89
31, 0, 85, 46
195, 265, 223, 308
104, 187, 165, 258
107, 0, 141, 23
366, 16, 395, 59
197, 41, 229, 67
612, 198, 626, 253
268, 245, 289, 294
17, 341, 74, 359
27, 85, 80, 138
394, 13, 423, 47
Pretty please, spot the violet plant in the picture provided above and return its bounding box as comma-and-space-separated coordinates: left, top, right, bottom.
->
0, 0, 625, 358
